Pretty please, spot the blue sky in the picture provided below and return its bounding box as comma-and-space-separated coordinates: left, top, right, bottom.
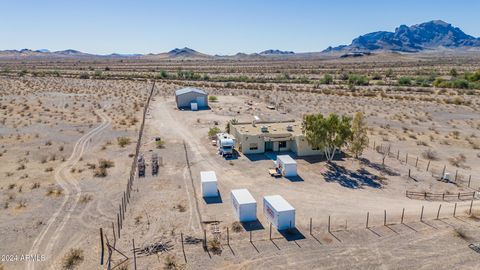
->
1, 0, 479, 55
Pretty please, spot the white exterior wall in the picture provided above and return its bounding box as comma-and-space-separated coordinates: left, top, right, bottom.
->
232, 197, 256, 222
202, 181, 217, 197
282, 163, 297, 177
263, 196, 295, 230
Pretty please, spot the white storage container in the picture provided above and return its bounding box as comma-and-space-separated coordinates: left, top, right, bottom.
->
263, 195, 295, 230
276, 155, 297, 177
201, 171, 218, 197
191, 102, 198, 111
231, 189, 257, 222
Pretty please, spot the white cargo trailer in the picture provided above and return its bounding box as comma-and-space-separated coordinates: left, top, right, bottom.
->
263, 195, 295, 230
201, 171, 218, 197
231, 189, 257, 222
276, 155, 297, 177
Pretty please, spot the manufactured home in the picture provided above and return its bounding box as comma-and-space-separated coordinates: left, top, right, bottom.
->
230, 120, 323, 157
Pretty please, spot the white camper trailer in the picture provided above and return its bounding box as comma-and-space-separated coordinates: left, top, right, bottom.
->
201, 171, 218, 197
231, 189, 257, 222
276, 155, 297, 177
216, 133, 235, 157
263, 195, 295, 230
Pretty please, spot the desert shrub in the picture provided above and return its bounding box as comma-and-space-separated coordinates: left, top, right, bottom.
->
62, 248, 84, 269
164, 254, 179, 270
320, 74, 333, 84
448, 154, 466, 167
93, 167, 107, 177
208, 95, 218, 102
397, 76, 412, 86
231, 221, 243, 232
422, 149, 438, 160
348, 74, 369, 86
117, 136, 131, 147
208, 239, 222, 255
98, 159, 114, 169
46, 187, 64, 197
156, 138, 165, 148
79, 73, 89, 79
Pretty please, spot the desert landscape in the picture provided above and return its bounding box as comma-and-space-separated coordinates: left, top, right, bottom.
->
1, 45, 480, 270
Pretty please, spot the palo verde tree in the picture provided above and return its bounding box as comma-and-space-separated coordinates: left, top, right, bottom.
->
302, 113, 352, 162
349, 112, 369, 158
225, 118, 238, 134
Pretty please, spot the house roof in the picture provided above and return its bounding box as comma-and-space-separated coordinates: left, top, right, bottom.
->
232, 120, 303, 137
231, 189, 256, 204
264, 195, 295, 212
175, 87, 207, 96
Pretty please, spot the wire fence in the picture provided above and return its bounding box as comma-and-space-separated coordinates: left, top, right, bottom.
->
406, 190, 476, 201
371, 140, 480, 191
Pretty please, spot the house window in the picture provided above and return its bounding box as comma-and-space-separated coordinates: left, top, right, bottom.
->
249, 143, 258, 150
279, 141, 287, 149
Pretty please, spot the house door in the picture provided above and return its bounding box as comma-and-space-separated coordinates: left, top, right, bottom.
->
265, 141, 273, 152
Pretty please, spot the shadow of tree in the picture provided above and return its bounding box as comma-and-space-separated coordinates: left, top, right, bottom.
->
359, 157, 400, 176
322, 162, 382, 189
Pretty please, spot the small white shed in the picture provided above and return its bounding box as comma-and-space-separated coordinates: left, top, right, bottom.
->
231, 189, 257, 222
201, 171, 218, 197
263, 195, 295, 230
276, 155, 297, 177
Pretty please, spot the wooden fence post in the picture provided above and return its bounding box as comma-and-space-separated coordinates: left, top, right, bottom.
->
406, 153, 409, 164
454, 170, 458, 182
100, 228, 104, 265
181, 233, 186, 263
117, 214, 121, 239
397, 150, 400, 160
270, 223, 272, 240
415, 157, 419, 167
328, 215, 331, 233
203, 229, 207, 250
420, 206, 424, 221
426, 160, 430, 172
227, 227, 230, 246
453, 203, 457, 217
408, 169, 411, 178
132, 238, 137, 270
309, 218, 312, 235
366, 212, 369, 228
442, 165, 446, 177
469, 200, 474, 215
436, 204, 442, 220
249, 230, 252, 243
112, 222, 116, 245
401, 208, 405, 224
468, 175, 471, 188
384, 210, 387, 226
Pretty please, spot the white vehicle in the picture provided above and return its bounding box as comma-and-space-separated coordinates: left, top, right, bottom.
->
216, 133, 235, 157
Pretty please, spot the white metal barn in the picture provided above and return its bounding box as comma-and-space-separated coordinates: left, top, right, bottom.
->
231, 189, 257, 222
276, 155, 297, 177
175, 87, 208, 109
263, 195, 295, 230
200, 171, 218, 197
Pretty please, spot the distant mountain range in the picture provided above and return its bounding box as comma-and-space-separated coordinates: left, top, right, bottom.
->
1, 20, 479, 59
324, 20, 480, 53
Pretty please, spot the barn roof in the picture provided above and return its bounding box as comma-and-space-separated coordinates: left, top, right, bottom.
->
175, 87, 207, 96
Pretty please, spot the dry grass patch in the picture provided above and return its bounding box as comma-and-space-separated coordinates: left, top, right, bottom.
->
208, 239, 222, 255
231, 221, 243, 232
46, 186, 64, 197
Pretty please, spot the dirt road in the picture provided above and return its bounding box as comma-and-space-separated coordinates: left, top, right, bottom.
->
26, 110, 111, 270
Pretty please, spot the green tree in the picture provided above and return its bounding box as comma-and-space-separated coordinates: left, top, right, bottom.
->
225, 118, 238, 134
208, 127, 221, 139
397, 76, 412, 86
349, 112, 369, 158
302, 113, 352, 162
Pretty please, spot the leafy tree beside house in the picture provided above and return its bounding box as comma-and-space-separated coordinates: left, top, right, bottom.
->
302, 113, 352, 162
349, 112, 369, 158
